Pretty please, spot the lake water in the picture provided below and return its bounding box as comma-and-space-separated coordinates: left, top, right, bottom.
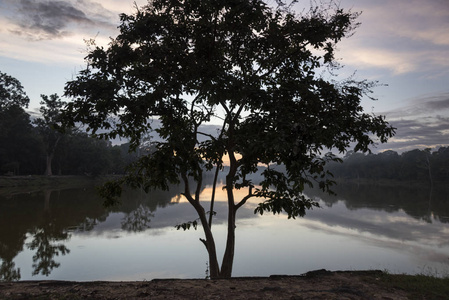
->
1, 179, 448, 281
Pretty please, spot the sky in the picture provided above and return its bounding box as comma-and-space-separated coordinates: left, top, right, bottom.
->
0, 0, 448, 153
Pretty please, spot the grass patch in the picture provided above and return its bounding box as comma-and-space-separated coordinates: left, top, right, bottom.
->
378, 273, 449, 300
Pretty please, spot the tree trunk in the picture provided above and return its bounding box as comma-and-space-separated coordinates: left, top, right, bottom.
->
182, 173, 222, 279
44, 136, 61, 176
218, 169, 238, 278
197, 177, 237, 279
219, 201, 236, 278
208, 165, 220, 228
204, 230, 221, 279
194, 204, 221, 278
44, 152, 54, 176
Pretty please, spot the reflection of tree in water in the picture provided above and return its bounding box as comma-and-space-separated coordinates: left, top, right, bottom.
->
0, 182, 195, 280
121, 204, 154, 232
0, 194, 30, 281
23, 190, 71, 276
0, 186, 108, 280
305, 182, 449, 223
0, 232, 23, 281
26, 225, 70, 276
76, 217, 99, 232
0, 199, 25, 281
116, 184, 185, 232
0, 260, 21, 281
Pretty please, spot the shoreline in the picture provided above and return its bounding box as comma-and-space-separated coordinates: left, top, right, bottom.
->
0, 175, 110, 196
1, 270, 448, 299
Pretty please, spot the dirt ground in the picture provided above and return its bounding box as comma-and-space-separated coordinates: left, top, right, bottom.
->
0, 270, 412, 300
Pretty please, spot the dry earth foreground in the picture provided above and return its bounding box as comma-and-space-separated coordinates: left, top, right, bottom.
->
0, 270, 424, 300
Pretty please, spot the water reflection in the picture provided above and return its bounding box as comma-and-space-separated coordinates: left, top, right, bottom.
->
0, 184, 181, 280
0, 181, 448, 281
0, 187, 100, 280
304, 183, 449, 250
27, 225, 70, 276
305, 182, 449, 223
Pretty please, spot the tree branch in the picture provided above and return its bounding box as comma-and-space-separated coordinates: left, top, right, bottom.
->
220, 100, 231, 116
208, 163, 220, 228
235, 186, 254, 210
207, 116, 228, 228
181, 173, 195, 205
197, 131, 217, 140
195, 169, 203, 202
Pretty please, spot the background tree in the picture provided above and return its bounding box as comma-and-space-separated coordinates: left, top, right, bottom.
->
0, 71, 44, 175
63, 0, 395, 278
433, 147, 449, 180
325, 147, 449, 183
0, 71, 29, 110
55, 131, 111, 176
34, 94, 67, 176
0, 105, 43, 175
399, 149, 431, 182
0, 72, 135, 176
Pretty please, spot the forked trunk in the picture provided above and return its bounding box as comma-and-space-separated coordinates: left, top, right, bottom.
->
199, 142, 239, 278
200, 187, 237, 279
203, 217, 236, 278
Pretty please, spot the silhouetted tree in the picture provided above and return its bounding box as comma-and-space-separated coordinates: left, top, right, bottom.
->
0, 71, 44, 175
0, 71, 29, 110
400, 149, 430, 181
34, 94, 67, 176
63, 0, 394, 278
433, 147, 449, 180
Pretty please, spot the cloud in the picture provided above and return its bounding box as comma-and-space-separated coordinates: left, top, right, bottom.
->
386, 120, 449, 153
377, 92, 449, 152
341, 46, 416, 75
98, 0, 147, 14
4, 0, 117, 40
357, 0, 449, 46
338, 0, 449, 77
17, 0, 91, 37
380, 0, 449, 46
385, 92, 449, 119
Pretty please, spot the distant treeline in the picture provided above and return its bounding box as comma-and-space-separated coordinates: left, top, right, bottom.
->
326, 148, 449, 182
1, 126, 139, 177
3, 105, 449, 180
0, 70, 145, 176
0, 104, 140, 176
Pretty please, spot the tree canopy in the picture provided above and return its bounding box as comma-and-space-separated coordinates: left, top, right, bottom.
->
63, 0, 395, 278
0, 71, 29, 110
0, 71, 39, 175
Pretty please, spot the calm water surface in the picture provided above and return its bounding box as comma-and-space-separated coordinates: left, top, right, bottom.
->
1, 180, 448, 281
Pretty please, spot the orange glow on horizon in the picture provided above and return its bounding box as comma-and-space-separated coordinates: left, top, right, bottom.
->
170, 183, 261, 208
